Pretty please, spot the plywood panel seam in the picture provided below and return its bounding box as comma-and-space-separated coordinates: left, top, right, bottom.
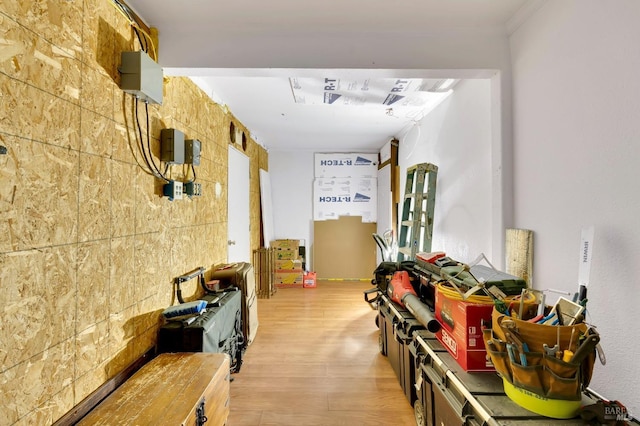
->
0, 240, 83, 256
73, 95, 83, 405
166, 222, 217, 232
2, 66, 82, 108
0, 128, 80, 156
0, 335, 75, 376
12, 385, 73, 426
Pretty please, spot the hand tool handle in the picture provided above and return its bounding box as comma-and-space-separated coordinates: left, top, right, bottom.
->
527, 314, 544, 323
596, 343, 607, 365
570, 334, 600, 364
562, 350, 573, 362
506, 343, 518, 364
519, 352, 528, 366
578, 284, 587, 304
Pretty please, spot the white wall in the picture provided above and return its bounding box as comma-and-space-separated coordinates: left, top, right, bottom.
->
510, 0, 640, 414
268, 151, 315, 268
398, 79, 493, 263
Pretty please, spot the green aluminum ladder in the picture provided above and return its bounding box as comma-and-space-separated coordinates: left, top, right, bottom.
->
397, 163, 438, 261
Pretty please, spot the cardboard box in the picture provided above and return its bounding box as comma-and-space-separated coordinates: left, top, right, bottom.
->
434, 287, 495, 372
275, 283, 304, 289
274, 271, 304, 285
271, 239, 300, 251
274, 249, 298, 260
275, 259, 303, 271
303, 272, 317, 288
313, 216, 377, 280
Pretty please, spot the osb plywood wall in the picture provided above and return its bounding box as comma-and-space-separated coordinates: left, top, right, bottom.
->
0, 1, 267, 424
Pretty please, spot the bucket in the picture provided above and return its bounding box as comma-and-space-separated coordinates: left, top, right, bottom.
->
303, 272, 317, 288
502, 378, 582, 419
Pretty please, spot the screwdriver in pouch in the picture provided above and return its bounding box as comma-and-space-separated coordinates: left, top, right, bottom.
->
506, 342, 518, 364
500, 320, 530, 365
562, 328, 576, 362
506, 331, 529, 366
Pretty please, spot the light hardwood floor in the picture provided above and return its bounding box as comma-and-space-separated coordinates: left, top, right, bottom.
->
227, 280, 415, 426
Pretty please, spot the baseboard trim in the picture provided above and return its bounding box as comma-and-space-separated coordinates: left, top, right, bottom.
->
53, 347, 156, 425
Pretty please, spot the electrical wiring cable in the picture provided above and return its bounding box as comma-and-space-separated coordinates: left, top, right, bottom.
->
110, 1, 171, 187
182, 164, 190, 182
134, 100, 159, 179
135, 26, 157, 61
436, 281, 535, 315
132, 27, 146, 54
110, 0, 158, 61
143, 102, 166, 179
121, 98, 157, 179
184, 163, 197, 183
134, 98, 169, 182
182, 163, 199, 199
111, 0, 134, 22
436, 281, 500, 304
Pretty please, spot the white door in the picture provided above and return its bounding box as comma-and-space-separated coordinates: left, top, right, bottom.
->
228, 147, 250, 262
376, 164, 393, 263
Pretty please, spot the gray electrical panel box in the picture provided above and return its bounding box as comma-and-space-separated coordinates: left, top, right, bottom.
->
120, 50, 163, 105
185, 139, 201, 166
161, 129, 185, 164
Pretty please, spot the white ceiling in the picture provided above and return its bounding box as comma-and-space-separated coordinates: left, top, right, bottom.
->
125, 0, 532, 152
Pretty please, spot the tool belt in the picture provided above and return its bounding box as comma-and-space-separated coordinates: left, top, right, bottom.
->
483, 307, 597, 401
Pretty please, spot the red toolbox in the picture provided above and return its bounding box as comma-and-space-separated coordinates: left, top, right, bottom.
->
434, 286, 495, 372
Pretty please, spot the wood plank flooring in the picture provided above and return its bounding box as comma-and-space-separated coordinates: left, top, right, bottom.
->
227, 280, 415, 426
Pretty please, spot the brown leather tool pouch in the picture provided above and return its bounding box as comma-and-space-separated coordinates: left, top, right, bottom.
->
484, 307, 596, 401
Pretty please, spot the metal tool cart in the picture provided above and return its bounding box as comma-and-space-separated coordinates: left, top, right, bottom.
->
410, 329, 638, 426
378, 293, 426, 405
369, 252, 637, 425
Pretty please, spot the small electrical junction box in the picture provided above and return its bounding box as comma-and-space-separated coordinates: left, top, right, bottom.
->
161, 129, 185, 164
119, 50, 163, 105
163, 180, 183, 201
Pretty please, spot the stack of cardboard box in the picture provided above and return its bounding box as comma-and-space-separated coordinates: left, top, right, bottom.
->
312, 153, 378, 223
272, 239, 304, 287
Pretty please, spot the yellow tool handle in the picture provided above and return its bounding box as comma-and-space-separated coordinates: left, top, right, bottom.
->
562, 350, 574, 362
